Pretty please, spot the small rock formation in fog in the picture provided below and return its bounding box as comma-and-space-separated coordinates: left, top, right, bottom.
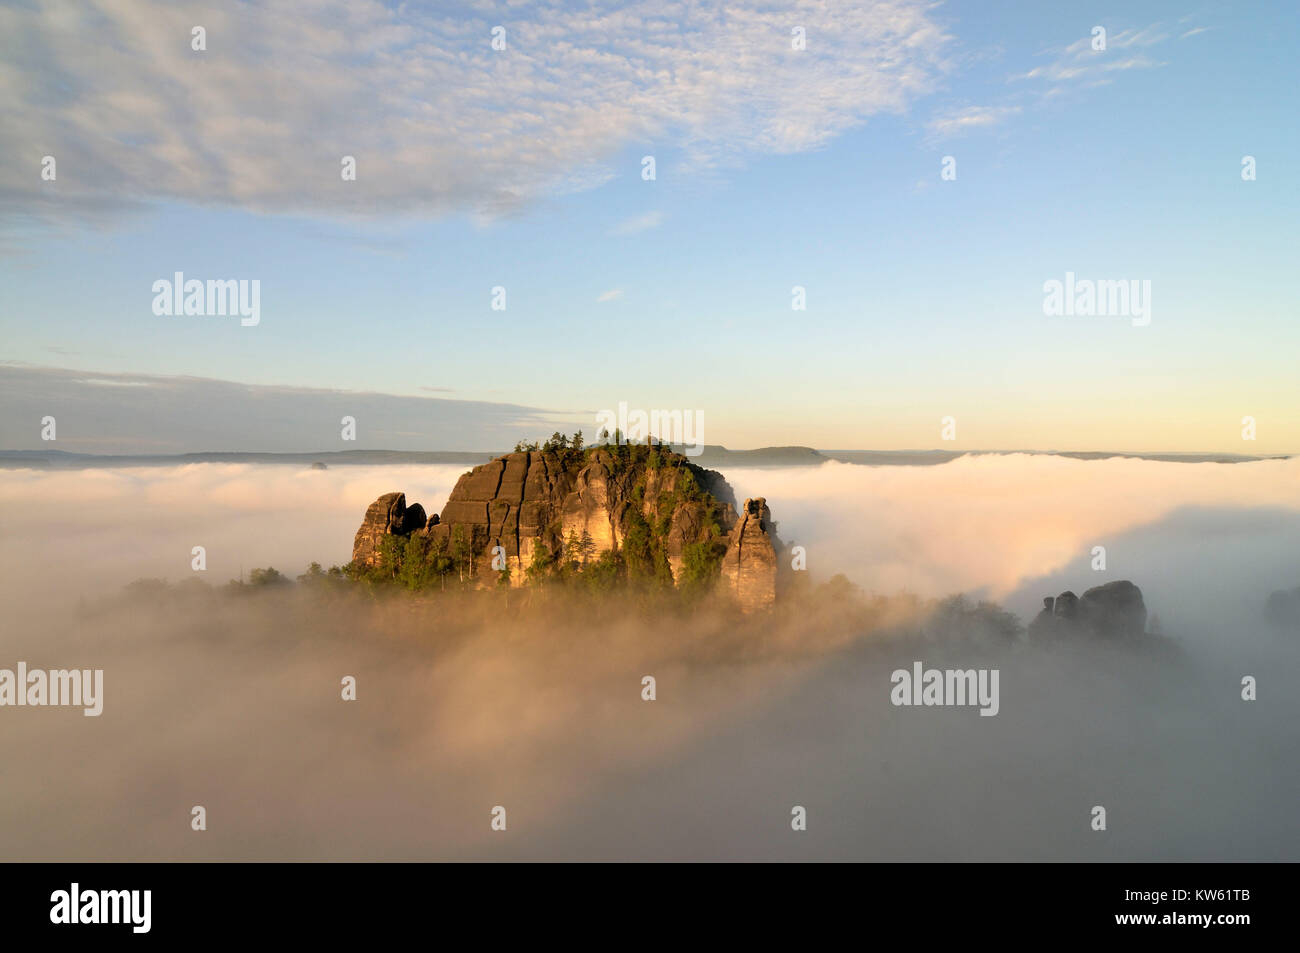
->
352, 443, 782, 610
1265, 585, 1300, 630
1029, 580, 1148, 638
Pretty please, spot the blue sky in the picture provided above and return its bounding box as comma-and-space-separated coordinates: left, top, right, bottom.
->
2, 1, 1297, 452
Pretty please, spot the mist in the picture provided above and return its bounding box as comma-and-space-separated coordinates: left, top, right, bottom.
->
1, 455, 1297, 860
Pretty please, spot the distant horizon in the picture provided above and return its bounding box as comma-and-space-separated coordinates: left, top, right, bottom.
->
3, 444, 1292, 461
3, 362, 1295, 457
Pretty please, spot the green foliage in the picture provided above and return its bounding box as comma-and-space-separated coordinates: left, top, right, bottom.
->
820, 573, 861, 601
677, 466, 700, 501
298, 561, 351, 590
525, 541, 555, 584
397, 535, 437, 591
583, 550, 622, 593
926, 594, 1024, 642
620, 508, 655, 580
652, 546, 675, 588
248, 566, 289, 587
680, 540, 723, 594
297, 562, 326, 583
451, 525, 472, 582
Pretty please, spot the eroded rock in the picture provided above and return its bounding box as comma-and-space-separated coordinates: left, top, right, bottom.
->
720, 497, 778, 612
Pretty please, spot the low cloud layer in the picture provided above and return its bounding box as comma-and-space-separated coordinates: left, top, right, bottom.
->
1, 455, 1296, 860
4, 454, 1299, 626
726, 455, 1300, 625
0, 364, 576, 453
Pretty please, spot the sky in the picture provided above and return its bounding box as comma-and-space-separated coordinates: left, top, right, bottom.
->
1, 0, 1297, 453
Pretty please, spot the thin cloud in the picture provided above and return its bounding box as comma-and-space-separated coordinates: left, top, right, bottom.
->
609, 211, 665, 236
1012, 23, 1175, 94
925, 105, 1020, 139
596, 289, 624, 303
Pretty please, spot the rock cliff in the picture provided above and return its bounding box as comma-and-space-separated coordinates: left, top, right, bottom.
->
352, 443, 783, 610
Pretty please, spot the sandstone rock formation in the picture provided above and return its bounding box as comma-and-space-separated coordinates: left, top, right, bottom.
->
1029, 580, 1148, 638
352, 491, 409, 568
720, 498, 778, 612
350, 444, 782, 609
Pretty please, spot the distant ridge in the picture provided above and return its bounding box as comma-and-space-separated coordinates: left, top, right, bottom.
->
0, 449, 498, 469
0, 445, 829, 469
0, 447, 1289, 470
820, 450, 1291, 466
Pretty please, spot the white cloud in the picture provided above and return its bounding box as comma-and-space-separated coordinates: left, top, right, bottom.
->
0, 0, 951, 227
596, 288, 624, 303
609, 211, 664, 235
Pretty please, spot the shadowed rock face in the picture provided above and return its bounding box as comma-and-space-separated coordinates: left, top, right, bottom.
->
720, 497, 778, 612
350, 446, 782, 609
1030, 580, 1148, 638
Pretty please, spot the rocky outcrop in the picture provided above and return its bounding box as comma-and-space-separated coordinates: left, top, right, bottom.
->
720, 498, 778, 612
350, 444, 782, 609
1030, 580, 1148, 638
1265, 585, 1300, 630
352, 491, 409, 568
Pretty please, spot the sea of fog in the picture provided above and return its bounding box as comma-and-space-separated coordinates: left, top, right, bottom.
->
1, 455, 1297, 860
3, 454, 1299, 638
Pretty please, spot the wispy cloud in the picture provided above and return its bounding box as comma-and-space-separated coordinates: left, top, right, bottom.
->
1012, 23, 1174, 95
1, 0, 952, 229
609, 211, 664, 236
596, 289, 624, 303
925, 105, 1020, 139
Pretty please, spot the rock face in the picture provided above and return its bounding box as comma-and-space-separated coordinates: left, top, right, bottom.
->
720, 498, 778, 612
1030, 580, 1148, 638
352, 491, 409, 568
350, 445, 783, 610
